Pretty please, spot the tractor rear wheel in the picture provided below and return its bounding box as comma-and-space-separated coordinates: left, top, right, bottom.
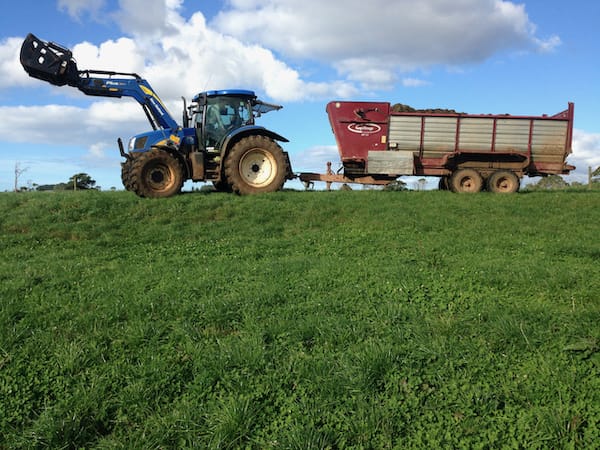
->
224, 135, 287, 195
487, 170, 520, 193
130, 148, 184, 198
212, 180, 233, 192
449, 169, 483, 193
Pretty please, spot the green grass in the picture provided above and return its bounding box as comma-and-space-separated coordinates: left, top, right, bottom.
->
1, 189, 599, 448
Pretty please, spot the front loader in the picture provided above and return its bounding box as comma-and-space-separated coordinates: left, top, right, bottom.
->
20, 33, 293, 197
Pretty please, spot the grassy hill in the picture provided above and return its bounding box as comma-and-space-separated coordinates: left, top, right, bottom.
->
1, 190, 599, 448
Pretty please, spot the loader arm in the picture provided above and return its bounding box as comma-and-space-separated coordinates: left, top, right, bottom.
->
20, 33, 179, 131
76, 70, 179, 130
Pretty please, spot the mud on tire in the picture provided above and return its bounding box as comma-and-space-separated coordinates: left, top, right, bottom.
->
130, 148, 184, 198
487, 170, 520, 193
120, 156, 138, 192
449, 168, 483, 193
224, 135, 287, 195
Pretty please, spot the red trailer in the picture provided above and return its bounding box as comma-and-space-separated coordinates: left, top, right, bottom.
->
300, 101, 575, 192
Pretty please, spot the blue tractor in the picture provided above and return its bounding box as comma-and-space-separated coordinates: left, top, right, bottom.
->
20, 34, 293, 197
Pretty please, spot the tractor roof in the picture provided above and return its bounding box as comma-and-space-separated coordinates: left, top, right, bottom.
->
192, 89, 282, 114
192, 89, 256, 102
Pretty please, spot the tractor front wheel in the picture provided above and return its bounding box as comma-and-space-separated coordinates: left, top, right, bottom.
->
224, 136, 287, 195
121, 160, 133, 191
130, 148, 184, 198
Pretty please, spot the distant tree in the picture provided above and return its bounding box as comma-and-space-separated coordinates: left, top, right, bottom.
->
36, 184, 56, 191
67, 173, 97, 190
53, 183, 69, 191
530, 175, 569, 191
384, 180, 408, 191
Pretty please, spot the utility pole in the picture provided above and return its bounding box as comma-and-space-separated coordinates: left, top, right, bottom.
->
589, 166, 593, 190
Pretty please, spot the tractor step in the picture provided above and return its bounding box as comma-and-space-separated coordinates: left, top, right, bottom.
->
20, 33, 79, 87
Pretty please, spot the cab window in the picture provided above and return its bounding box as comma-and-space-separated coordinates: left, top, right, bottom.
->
204, 97, 251, 147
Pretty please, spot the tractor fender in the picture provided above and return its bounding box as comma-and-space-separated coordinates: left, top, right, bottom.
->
220, 125, 289, 157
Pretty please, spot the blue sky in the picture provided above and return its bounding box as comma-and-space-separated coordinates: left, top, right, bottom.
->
1, 0, 599, 191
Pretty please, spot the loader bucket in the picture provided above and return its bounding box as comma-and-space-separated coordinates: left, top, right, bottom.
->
20, 33, 79, 87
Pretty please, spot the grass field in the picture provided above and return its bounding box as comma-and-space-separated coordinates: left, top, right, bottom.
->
1, 189, 599, 449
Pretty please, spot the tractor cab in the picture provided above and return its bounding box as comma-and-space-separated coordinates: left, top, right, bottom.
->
189, 90, 282, 149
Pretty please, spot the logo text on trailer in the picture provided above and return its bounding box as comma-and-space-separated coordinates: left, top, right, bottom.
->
347, 123, 381, 136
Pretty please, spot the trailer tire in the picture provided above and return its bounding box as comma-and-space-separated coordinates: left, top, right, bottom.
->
487, 170, 520, 193
130, 148, 184, 198
449, 169, 483, 193
224, 135, 286, 195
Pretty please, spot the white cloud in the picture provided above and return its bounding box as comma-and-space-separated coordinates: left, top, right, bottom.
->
0, 101, 147, 149
72, 38, 145, 74
402, 78, 430, 88
292, 145, 341, 173
0, 102, 136, 188
82, 142, 119, 168
58, 0, 105, 20
571, 129, 600, 171
129, 11, 356, 102
0, 5, 351, 103
0, 37, 36, 88
112, 0, 184, 38
533, 35, 562, 54
1, 0, 562, 101
213, 0, 560, 88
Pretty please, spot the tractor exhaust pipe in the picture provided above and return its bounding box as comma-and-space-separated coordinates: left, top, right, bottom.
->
118, 138, 131, 161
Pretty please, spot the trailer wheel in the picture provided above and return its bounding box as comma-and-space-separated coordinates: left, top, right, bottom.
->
449, 169, 483, 193
224, 135, 286, 195
487, 170, 520, 193
130, 148, 184, 198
